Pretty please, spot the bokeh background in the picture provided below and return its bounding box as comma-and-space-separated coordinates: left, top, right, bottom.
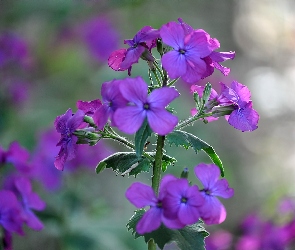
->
0, 0, 295, 249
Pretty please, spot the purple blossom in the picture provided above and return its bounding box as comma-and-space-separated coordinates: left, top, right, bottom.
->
194, 163, 234, 225
205, 230, 233, 250
79, 16, 120, 62
31, 128, 63, 191
93, 79, 128, 129
108, 26, 159, 74
162, 178, 204, 226
125, 175, 185, 234
0, 32, 29, 69
160, 21, 213, 84
5, 141, 31, 174
4, 176, 46, 231
54, 108, 84, 171
0, 190, 24, 235
113, 76, 179, 135
220, 81, 259, 132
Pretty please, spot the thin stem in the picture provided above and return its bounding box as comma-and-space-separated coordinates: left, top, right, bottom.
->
175, 112, 214, 130
152, 135, 165, 194
148, 239, 157, 250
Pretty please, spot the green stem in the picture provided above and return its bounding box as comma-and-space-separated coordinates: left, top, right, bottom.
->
175, 112, 214, 130
152, 135, 165, 194
148, 239, 157, 250
167, 77, 179, 87
153, 61, 164, 82
151, 69, 161, 86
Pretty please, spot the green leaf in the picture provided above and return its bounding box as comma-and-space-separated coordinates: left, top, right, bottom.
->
127, 210, 209, 250
135, 119, 152, 158
166, 130, 224, 177
96, 152, 149, 176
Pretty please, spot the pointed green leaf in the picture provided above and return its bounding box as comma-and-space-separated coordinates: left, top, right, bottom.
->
166, 130, 224, 177
135, 119, 152, 158
127, 210, 209, 250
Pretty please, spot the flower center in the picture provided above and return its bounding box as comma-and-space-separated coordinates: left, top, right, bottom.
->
181, 197, 188, 204
156, 201, 162, 208
178, 48, 186, 54
143, 103, 150, 110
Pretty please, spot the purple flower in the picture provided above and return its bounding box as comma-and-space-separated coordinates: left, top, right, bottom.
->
160, 21, 214, 84
162, 178, 204, 226
108, 26, 159, 74
54, 108, 84, 171
220, 81, 259, 132
79, 17, 120, 62
4, 176, 46, 231
31, 128, 63, 191
113, 76, 179, 135
125, 175, 184, 234
205, 230, 233, 250
93, 79, 128, 129
5, 141, 31, 174
0, 32, 29, 69
0, 190, 24, 235
194, 163, 234, 225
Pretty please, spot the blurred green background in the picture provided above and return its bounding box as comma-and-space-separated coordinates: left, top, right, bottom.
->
0, 0, 294, 249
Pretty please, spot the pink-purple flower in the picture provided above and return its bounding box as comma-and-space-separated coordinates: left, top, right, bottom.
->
93, 79, 128, 129
113, 76, 179, 135
162, 178, 204, 226
108, 26, 159, 75
160, 21, 214, 84
194, 163, 234, 225
54, 108, 84, 171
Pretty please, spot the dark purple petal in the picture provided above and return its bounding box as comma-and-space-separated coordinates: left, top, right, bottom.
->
136, 207, 162, 234
194, 163, 220, 190
67, 109, 85, 132
147, 109, 178, 135
113, 106, 145, 134
108, 48, 127, 71
54, 144, 68, 171
93, 105, 109, 130
162, 215, 186, 229
178, 202, 200, 225
76, 99, 102, 115
177, 18, 194, 36
125, 182, 157, 208
120, 45, 145, 69
133, 26, 160, 44
162, 51, 187, 80
211, 179, 234, 199
24, 209, 44, 231
148, 87, 180, 109
0, 190, 24, 235
160, 21, 185, 49
199, 194, 227, 225
212, 61, 231, 76
54, 109, 73, 133
6, 141, 31, 173
228, 103, 259, 132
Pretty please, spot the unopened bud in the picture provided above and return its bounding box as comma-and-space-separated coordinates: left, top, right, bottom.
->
181, 167, 189, 179
212, 105, 236, 117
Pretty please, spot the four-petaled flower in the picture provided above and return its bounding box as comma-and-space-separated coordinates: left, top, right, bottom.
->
194, 163, 234, 225
113, 76, 179, 135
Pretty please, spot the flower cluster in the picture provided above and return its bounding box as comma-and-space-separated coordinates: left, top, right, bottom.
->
0, 142, 46, 248
109, 18, 234, 82
126, 163, 234, 234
